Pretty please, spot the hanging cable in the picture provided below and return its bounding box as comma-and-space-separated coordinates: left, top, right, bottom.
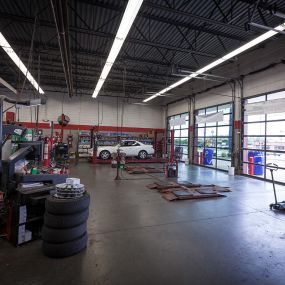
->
120, 65, 126, 136
19, 15, 38, 97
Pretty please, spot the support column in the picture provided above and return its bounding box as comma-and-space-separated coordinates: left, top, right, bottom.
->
188, 97, 195, 164
233, 78, 243, 174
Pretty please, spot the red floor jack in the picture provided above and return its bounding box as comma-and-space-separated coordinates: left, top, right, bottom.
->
266, 163, 285, 211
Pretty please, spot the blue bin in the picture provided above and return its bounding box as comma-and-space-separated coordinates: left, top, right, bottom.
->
204, 148, 214, 165
248, 151, 264, 175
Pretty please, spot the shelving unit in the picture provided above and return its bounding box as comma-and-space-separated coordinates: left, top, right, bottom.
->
77, 131, 92, 158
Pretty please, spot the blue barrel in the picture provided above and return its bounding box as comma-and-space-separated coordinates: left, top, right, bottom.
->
204, 148, 214, 165
248, 151, 264, 175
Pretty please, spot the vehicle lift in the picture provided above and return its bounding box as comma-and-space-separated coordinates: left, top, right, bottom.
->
266, 163, 285, 211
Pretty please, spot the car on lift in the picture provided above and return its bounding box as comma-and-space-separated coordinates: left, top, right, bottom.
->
97, 140, 154, 160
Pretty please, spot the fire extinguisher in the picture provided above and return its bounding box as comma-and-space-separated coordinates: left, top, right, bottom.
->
43, 137, 52, 167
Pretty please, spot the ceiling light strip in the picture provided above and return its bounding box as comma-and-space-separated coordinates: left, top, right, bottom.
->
92, 0, 144, 98
143, 22, 285, 103
0, 32, 44, 94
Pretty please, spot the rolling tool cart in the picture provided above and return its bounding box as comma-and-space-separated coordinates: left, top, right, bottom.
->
266, 163, 285, 211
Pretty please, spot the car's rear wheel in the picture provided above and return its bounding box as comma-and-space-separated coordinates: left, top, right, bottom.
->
100, 150, 111, 160
138, 150, 148, 160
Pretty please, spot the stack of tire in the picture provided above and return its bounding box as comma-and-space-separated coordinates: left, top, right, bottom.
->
42, 192, 90, 258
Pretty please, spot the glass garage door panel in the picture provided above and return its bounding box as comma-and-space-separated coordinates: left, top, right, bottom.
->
243, 137, 265, 150
266, 137, 285, 152
194, 103, 233, 171
242, 91, 285, 183
217, 160, 231, 171
267, 122, 285, 136
205, 127, 216, 136
266, 152, 285, 168
244, 122, 265, 136
266, 168, 285, 183
167, 112, 189, 161
197, 128, 205, 137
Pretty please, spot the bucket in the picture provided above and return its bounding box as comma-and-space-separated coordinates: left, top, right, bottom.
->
228, 167, 235, 176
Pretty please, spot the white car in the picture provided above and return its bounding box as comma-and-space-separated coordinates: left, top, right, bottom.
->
97, 140, 154, 160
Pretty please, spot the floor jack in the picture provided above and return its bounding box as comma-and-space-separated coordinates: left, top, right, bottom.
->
266, 163, 285, 211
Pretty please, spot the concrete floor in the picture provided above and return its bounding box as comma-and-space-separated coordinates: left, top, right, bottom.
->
1, 162, 285, 285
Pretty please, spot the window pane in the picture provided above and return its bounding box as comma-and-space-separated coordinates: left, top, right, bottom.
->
197, 122, 205, 127
205, 127, 216, 136
205, 138, 216, 147
217, 160, 231, 171
266, 152, 285, 168
243, 150, 265, 164
243, 162, 265, 177
174, 138, 180, 145
217, 126, 230, 136
180, 138, 188, 146
217, 148, 231, 160
181, 120, 189, 128
206, 107, 217, 114
181, 145, 188, 154
266, 137, 285, 152
267, 112, 285, 121
206, 121, 216, 127
247, 95, 266, 103
217, 138, 230, 148
244, 122, 265, 136
267, 91, 285, 100
198, 128, 205, 137
267, 121, 285, 136
197, 109, 205, 115
180, 129, 188, 137
244, 114, 266, 122
218, 114, 230, 126
243, 137, 265, 150
266, 168, 285, 183
174, 129, 180, 137
218, 104, 232, 114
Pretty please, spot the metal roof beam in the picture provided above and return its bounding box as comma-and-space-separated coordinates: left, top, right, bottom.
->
0, 13, 217, 58
8, 39, 197, 71
79, 0, 253, 35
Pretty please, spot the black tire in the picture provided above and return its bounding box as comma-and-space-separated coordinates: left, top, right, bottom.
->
42, 232, 88, 258
44, 209, 89, 229
42, 222, 87, 243
99, 150, 111, 160
138, 150, 148, 159
45, 193, 90, 215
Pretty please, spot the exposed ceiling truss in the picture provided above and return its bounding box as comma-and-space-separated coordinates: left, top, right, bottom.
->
0, 0, 285, 102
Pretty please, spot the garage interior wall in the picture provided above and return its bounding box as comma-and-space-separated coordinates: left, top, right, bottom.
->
166, 37, 285, 170
2, 93, 165, 130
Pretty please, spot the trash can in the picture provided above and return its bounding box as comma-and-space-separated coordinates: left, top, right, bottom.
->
248, 151, 264, 175
204, 148, 214, 165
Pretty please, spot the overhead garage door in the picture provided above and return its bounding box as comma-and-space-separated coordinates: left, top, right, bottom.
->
242, 91, 285, 183
193, 103, 233, 171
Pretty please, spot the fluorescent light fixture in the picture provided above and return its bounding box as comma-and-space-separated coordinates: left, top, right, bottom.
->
0, 32, 44, 94
92, 0, 144, 98
143, 94, 160, 102
144, 21, 285, 102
